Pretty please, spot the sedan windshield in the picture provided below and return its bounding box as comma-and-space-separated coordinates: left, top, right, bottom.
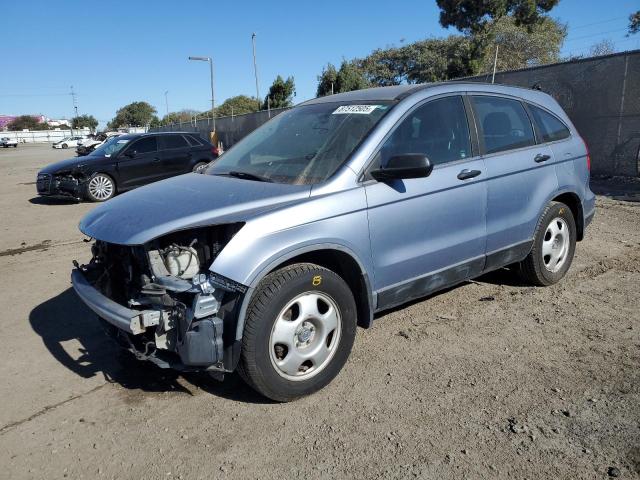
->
90, 137, 130, 157
207, 102, 393, 184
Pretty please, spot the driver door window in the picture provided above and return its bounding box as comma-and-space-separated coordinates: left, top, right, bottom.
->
378, 95, 472, 168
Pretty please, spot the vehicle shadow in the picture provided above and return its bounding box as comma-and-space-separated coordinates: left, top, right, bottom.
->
28, 196, 80, 205
29, 288, 269, 404
590, 176, 640, 202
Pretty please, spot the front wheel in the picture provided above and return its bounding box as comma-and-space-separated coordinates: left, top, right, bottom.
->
238, 263, 357, 402
519, 201, 576, 286
85, 173, 115, 202
61, 143, 68, 149
192, 161, 208, 173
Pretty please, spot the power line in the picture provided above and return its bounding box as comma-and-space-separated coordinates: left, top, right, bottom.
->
569, 16, 627, 30
564, 27, 629, 43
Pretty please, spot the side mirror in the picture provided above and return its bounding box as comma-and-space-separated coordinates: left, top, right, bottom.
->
124, 150, 137, 158
370, 154, 433, 181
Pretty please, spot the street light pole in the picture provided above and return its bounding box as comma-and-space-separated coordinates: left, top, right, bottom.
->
251, 33, 260, 110
164, 90, 169, 116
188, 55, 216, 133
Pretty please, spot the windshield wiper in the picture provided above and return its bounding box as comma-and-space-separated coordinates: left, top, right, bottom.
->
220, 171, 273, 183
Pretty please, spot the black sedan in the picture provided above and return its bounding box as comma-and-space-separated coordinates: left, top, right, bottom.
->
36, 132, 217, 202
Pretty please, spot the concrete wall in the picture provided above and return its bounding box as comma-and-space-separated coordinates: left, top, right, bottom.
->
0, 128, 91, 144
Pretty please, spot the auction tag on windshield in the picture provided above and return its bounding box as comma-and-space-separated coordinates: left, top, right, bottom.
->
332, 105, 380, 115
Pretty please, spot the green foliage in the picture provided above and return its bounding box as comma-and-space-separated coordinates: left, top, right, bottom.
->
71, 114, 98, 131
316, 63, 338, 96
213, 95, 259, 117
474, 16, 567, 72
6, 115, 48, 131
108, 101, 157, 129
356, 35, 475, 86
316, 61, 370, 96
629, 11, 640, 35
263, 76, 295, 109
436, 0, 560, 33
161, 109, 200, 125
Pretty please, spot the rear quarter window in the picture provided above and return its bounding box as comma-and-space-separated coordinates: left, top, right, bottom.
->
186, 134, 204, 146
528, 104, 571, 143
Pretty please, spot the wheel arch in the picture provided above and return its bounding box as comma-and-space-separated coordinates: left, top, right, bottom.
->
551, 191, 584, 241
234, 244, 375, 341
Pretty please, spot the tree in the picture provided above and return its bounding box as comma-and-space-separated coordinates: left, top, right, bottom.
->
628, 10, 639, 35
161, 109, 200, 125
473, 15, 567, 73
316, 63, 339, 96
436, 0, 560, 33
71, 114, 98, 131
263, 76, 295, 109
213, 95, 259, 117
355, 35, 475, 86
108, 101, 157, 129
589, 39, 615, 57
6, 115, 46, 131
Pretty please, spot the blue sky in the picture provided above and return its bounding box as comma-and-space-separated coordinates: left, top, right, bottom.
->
2, 0, 639, 127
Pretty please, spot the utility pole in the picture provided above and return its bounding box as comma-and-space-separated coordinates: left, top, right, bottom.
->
491, 44, 499, 84
70, 85, 78, 135
252, 33, 261, 110
164, 90, 169, 116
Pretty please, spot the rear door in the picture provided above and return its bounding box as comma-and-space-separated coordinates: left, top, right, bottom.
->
469, 94, 558, 269
116, 136, 161, 189
158, 134, 193, 177
364, 94, 487, 310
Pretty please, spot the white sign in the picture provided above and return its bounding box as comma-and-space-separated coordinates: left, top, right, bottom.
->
332, 105, 380, 115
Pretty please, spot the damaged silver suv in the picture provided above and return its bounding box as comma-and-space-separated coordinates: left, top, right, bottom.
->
72, 83, 595, 401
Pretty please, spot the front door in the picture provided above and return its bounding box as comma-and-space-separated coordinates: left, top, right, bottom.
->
364, 95, 487, 311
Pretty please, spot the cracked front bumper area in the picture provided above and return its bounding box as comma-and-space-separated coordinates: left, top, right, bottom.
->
37, 173, 85, 199
71, 268, 228, 372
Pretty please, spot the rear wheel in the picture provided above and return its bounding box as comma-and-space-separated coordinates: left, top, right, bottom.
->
238, 263, 357, 402
85, 173, 115, 202
61, 143, 68, 149
519, 201, 576, 286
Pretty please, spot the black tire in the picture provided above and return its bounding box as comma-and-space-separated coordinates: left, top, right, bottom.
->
84, 173, 116, 202
61, 143, 68, 149
519, 201, 576, 286
192, 161, 208, 173
238, 263, 357, 402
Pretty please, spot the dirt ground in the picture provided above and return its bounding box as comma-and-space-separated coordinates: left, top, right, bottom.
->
1, 144, 638, 480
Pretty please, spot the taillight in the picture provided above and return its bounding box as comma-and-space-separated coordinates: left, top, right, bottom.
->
212, 146, 220, 156
581, 136, 591, 171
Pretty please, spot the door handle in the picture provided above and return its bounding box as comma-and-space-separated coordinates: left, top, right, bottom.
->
457, 169, 481, 180
153, 156, 161, 162
534, 154, 551, 163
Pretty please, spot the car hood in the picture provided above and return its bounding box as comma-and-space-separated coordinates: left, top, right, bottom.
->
39, 155, 109, 175
79, 173, 312, 245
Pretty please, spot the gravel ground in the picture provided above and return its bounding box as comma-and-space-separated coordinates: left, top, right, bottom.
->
1, 144, 638, 479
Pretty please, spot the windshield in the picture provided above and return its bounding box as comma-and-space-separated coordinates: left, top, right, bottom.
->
207, 102, 393, 184
90, 137, 130, 157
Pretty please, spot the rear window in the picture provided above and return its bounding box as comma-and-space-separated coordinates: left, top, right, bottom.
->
161, 135, 189, 149
528, 104, 571, 143
472, 95, 535, 154
186, 134, 204, 146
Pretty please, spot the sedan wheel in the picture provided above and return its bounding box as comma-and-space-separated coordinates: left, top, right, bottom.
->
86, 174, 115, 202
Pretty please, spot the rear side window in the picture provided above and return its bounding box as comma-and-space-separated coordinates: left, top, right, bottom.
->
130, 136, 157, 154
472, 96, 535, 154
528, 104, 571, 143
379, 95, 472, 166
161, 135, 189, 149
186, 134, 204, 146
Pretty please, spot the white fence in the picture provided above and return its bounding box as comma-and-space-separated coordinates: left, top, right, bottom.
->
0, 128, 91, 144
